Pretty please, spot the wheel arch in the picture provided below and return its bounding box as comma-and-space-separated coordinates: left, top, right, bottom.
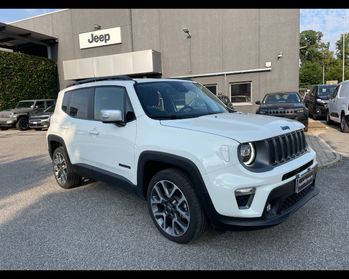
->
47, 135, 67, 159
136, 151, 218, 223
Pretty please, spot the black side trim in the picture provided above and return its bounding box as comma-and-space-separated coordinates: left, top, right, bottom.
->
47, 135, 67, 159
72, 163, 136, 194
119, 163, 131, 169
137, 151, 221, 226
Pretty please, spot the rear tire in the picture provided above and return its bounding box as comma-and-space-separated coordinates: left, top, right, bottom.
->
52, 146, 81, 189
340, 113, 349, 133
16, 117, 29, 131
147, 168, 207, 244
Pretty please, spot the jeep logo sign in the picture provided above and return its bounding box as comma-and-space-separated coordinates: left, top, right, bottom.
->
79, 27, 121, 49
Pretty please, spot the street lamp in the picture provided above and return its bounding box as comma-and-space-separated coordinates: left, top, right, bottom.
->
343, 16, 346, 82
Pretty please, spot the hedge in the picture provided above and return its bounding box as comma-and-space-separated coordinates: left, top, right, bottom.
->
0, 51, 59, 111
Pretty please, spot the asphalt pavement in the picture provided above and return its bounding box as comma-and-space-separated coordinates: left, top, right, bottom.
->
0, 129, 348, 270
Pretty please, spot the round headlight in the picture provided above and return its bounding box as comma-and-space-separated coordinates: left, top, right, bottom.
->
239, 143, 255, 166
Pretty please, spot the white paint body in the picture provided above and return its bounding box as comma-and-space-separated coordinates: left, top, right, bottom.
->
48, 79, 317, 218
327, 80, 349, 123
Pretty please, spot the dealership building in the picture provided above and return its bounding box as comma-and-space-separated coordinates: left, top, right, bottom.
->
1, 9, 299, 112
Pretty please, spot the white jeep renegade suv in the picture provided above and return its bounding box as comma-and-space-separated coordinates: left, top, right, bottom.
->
326, 80, 349, 133
47, 76, 319, 243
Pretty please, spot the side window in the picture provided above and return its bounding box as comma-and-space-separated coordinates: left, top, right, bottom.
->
69, 88, 93, 119
339, 83, 349, 98
36, 101, 45, 110
332, 86, 340, 99
46, 100, 55, 107
94, 86, 130, 121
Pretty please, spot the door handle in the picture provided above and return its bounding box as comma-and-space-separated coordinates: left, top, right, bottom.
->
89, 129, 99, 135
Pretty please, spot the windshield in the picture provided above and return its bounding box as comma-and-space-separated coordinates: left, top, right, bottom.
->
263, 93, 301, 104
318, 85, 336, 97
44, 105, 55, 113
15, 101, 34, 108
135, 81, 228, 119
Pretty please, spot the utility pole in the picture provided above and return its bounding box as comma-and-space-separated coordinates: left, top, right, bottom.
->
323, 64, 325, 84
343, 32, 345, 82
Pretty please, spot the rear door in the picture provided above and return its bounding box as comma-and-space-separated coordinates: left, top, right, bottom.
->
329, 85, 341, 122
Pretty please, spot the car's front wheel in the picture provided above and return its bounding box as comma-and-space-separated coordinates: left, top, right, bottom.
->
340, 113, 349, 133
16, 117, 29, 131
52, 146, 81, 189
326, 110, 333, 124
147, 168, 206, 244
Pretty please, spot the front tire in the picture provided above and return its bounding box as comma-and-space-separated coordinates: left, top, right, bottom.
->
147, 168, 206, 244
340, 114, 349, 133
52, 146, 81, 189
16, 117, 29, 131
326, 110, 333, 124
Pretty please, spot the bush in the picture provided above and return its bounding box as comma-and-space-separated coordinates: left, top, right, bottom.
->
0, 51, 58, 110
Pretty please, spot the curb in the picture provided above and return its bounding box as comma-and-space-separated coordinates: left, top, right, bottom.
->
316, 135, 342, 169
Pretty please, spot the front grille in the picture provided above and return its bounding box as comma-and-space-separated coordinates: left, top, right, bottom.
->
268, 109, 295, 115
266, 130, 307, 165
278, 185, 313, 214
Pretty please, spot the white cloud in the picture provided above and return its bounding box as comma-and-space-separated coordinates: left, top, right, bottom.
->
301, 9, 349, 53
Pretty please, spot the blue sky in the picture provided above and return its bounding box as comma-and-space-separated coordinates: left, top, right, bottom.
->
0, 9, 348, 53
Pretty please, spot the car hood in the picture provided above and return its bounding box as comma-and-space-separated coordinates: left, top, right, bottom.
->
0, 108, 33, 117
259, 103, 305, 109
160, 112, 304, 143
29, 111, 53, 118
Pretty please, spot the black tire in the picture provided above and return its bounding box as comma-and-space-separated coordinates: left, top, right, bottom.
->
147, 168, 207, 244
326, 110, 333, 124
16, 117, 29, 131
52, 146, 81, 189
340, 113, 349, 133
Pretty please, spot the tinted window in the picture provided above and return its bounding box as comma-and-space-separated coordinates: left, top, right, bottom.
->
62, 88, 93, 119
135, 81, 227, 120
318, 85, 336, 97
36, 101, 45, 109
263, 92, 301, 104
339, 83, 349, 98
44, 105, 55, 113
332, 86, 340, 98
94, 86, 126, 121
46, 100, 55, 107
16, 101, 34, 108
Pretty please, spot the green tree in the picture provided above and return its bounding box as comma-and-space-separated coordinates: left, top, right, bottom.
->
300, 61, 322, 87
335, 33, 349, 64
300, 30, 329, 64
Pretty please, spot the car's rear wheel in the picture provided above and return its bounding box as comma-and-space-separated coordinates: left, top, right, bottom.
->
147, 168, 206, 244
16, 117, 29, 131
340, 113, 349, 133
52, 146, 81, 189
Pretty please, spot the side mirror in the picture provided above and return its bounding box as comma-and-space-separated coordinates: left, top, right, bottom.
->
255, 100, 261, 105
101, 110, 125, 126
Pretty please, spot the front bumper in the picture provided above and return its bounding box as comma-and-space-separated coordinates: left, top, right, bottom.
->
0, 118, 16, 127
29, 119, 50, 129
212, 175, 319, 230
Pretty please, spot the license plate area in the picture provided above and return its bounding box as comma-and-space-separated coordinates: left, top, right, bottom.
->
295, 168, 314, 193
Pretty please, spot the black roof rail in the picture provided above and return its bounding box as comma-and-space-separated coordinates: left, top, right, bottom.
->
168, 77, 193, 81
66, 75, 135, 87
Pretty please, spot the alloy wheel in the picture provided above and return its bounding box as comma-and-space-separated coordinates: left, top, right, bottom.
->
53, 152, 68, 185
150, 180, 190, 237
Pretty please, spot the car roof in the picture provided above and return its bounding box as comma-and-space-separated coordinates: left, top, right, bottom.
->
19, 99, 56, 102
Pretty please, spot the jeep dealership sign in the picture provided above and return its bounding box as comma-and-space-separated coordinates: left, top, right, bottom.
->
79, 27, 121, 49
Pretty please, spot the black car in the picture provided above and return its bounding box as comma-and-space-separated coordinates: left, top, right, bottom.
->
304, 84, 337, 120
29, 105, 55, 130
256, 92, 309, 132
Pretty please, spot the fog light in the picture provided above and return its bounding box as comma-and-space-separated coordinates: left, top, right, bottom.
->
235, 187, 256, 209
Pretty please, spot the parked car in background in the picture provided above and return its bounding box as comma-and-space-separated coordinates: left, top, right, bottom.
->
256, 91, 309, 132
217, 94, 236, 111
29, 105, 55, 130
326, 81, 349, 133
305, 84, 337, 120
0, 99, 56, 131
